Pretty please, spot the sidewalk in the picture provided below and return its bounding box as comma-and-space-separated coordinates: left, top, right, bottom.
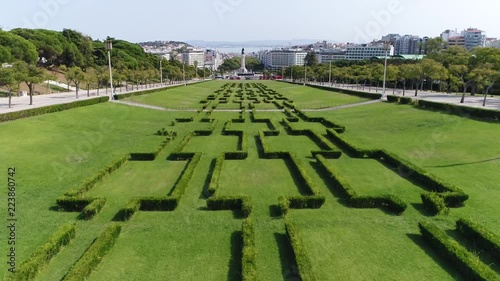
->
0, 80, 203, 114
291, 81, 500, 111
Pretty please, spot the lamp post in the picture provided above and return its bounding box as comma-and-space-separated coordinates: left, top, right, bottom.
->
183, 63, 186, 86
382, 41, 391, 97
303, 61, 307, 86
160, 58, 163, 86
329, 59, 332, 86
291, 66, 293, 82
105, 39, 114, 99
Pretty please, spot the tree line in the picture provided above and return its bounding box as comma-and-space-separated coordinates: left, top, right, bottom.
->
283, 44, 500, 105
0, 28, 208, 107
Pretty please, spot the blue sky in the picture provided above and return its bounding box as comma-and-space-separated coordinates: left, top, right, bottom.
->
1, 0, 499, 43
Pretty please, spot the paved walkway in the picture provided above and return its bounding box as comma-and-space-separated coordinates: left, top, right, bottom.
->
302, 99, 382, 112
0, 80, 203, 114
301, 81, 500, 111
111, 100, 198, 112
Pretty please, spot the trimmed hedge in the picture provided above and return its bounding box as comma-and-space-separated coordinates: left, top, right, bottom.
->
375, 150, 469, 206
421, 192, 449, 216
285, 221, 318, 281
129, 133, 175, 161
350, 195, 407, 215
457, 218, 500, 262
9, 223, 76, 281
194, 119, 219, 136
208, 155, 224, 195
206, 196, 252, 217
64, 224, 122, 281
288, 153, 321, 196
315, 155, 358, 198
419, 221, 498, 281
56, 197, 95, 212
81, 198, 107, 220
311, 150, 342, 159
0, 96, 109, 123
280, 196, 326, 214
113, 84, 190, 100
242, 219, 257, 281
114, 198, 141, 221
65, 155, 128, 197
326, 129, 376, 158
386, 95, 399, 103
175, 117, 194, 123
306, 83, 382, 100
169, 153, 202, 199
169, 133, 194, 160
399, 96, 413, 104
416, 99, 500, 121
139, 197, 178, 211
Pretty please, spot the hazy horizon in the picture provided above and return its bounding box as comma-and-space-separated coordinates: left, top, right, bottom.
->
2, 0, 500, 44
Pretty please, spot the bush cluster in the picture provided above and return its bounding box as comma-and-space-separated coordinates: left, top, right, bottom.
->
417, 99, 500, 121
208, 155, 225, 195
64, 224, 122, 281
421, 192, 449, 215
9, 223, 76, 281
418, 221, 498, 281
279, 196, 326, 216
386, 95, 400, 103
81, 198, 107, 220
0, 96, 109, 123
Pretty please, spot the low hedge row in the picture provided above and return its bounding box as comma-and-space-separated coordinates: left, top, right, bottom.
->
81, 198, 107, 220
292, 110, 346, 132
421, 192, 449, 216
194, 119, 219, 136
0, 96, 109, 123
399, 96, 413, 104
208, 155, 225, 195
258, 131, 289, 159
326, 129, 377, 158
350, 195, 407, 215
64, 224, 122, 281
456, 218, 500, 262
273, 101, 284, 109
114, 198, 141, 221
288, 153, 321, 196
307, 84, 382, 100
170, 153, 202, 200
375, 150, 469, 206
418, 221, 498, 281
279, 196, 326, 216
285, 221, 318, 281
175, 117, 194, 123
9, 223, 76, 281
56, 197, 95, 212
311, 150, 342, 159
169, 133, 193, 160
113, 83, 194, 100
386, 95, 399, 103
315, 155, 406, 214
206, 196, 252, 217
139, 197, 178, 211
416, 99, 500, 121
65, 155, 128, 197
242, 219, 257, 281
129, 135, 174, 161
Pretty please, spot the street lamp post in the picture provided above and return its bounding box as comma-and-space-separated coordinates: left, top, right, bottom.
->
160, 58, 163, 86
291, 66, 293, 82
105, 40, 114, 99
303, 62, 307, 86
183, 63, 186, 86
329, 60, 332, 86
382, 41, 391, 98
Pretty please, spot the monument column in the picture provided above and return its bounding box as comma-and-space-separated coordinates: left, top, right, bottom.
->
241, 48, 248, 73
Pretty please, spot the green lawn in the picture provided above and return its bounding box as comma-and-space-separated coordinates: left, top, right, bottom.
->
1, 81, 499, 280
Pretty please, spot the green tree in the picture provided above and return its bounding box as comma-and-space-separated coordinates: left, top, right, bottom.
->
305, 52, 318, 67
0, 66, 21, 108
0, 30, 38, 64
14, 62, 45, 105
65, 66, 85, 98
398, 64, 417, 96
83, 68, 97, 97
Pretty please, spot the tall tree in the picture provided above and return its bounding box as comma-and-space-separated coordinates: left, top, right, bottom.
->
305, 52, 318, 67
65, 66, 85, 98
14, 62, 45, 105
0, 66, 21, 108
0, 30, 38, 64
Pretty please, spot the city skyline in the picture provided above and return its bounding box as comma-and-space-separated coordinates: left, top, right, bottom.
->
1, 0, 500, 43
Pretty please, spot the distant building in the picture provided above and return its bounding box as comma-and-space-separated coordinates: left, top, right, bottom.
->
440, 29, 461, 42
346, 43, 394, 61
448, 36, 466, 48
316, 49, 346, 63
381, 34, 426, 55
462, 28, 486, 50
181, 50, 205, 68
204, 50, 223, 71
486, 38, 500, 48
260, 49, 308, 70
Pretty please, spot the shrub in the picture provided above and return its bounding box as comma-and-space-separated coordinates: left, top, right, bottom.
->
421, 192, 449, 215
81, 198, 107, 220
64, 224, 122, 281
206, 196, 252, 217
169, 153, 202, 200
326, 129, 375, 158
169, 133, 193, 159
0, 97, 109, 123
418, 221, 498, 281
315, 155, 358, 198
311, 150, 342, 159
278, 196, 290, 216
386, 95, 400, 103
285, 221, 318, 281
399, 96, 413, 104
175, 117, 194, 123
287, 196, 326, 209
9, 223, 76, 281
306, 84, 382, 100
242, 219, 257, 281
288, 153, 321, 196
456, 218, 500, 262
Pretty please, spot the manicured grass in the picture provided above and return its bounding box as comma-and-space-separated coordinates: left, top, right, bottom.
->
2, 81, 500, 280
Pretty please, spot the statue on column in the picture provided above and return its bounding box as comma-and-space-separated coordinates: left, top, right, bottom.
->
242, 48, 245, 55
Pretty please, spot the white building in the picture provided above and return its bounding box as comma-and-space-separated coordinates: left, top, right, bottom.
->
181, 50, 205, 68
204, 50, 223, 71
261, 49, 307, 70
346, 43, 394, 61
441, 29, 461, 42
